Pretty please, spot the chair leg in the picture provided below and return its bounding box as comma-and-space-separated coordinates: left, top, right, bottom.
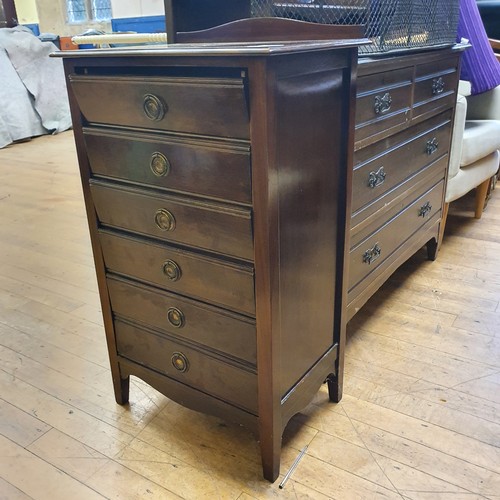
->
475, 179, 491, 218
438, 202, 449, 247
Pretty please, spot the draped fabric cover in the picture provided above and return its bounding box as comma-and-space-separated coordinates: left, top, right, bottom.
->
457, 0, 500, 95
0, 26, 71, 148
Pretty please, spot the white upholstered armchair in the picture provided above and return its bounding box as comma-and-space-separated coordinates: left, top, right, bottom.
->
441, 82, 500, 242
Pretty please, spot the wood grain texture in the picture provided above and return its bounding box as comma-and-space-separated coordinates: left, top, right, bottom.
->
164, 0, 366, 44
347, 48, 464, 320
83, 128, 252, 204
60, 42, 359, 482
70, 74, 250, 139
175, 17, 365, 44
90, 180, 254, 260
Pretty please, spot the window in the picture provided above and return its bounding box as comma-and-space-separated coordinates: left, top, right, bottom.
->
67, 0, 112, 23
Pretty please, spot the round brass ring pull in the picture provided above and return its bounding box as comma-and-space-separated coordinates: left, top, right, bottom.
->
163, 260, 181, 281
150, 152, 170, 177
171, 352, 189, 373
167, 307, 185, 328
155, 209, 176, 231
143, 93, 167, 121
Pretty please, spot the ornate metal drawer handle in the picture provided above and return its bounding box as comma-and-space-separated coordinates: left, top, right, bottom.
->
171, 352, 189, 373
143, 93, 167, 121
167, 307, 185, 328
418, 201, 433, 218
363, 243, 382, 265
163, 259, 182, 281
426, 137, 439, 155
368, 166, 386, 188
374, 92, 392, 114
150, 152, 170, 177
155, 208, 176, 231
432, 77, 445, 95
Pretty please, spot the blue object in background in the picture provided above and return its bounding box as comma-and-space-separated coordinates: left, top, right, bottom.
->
24, 23, 40, 36
38, 32, 60, 49
111, 15, 166, 33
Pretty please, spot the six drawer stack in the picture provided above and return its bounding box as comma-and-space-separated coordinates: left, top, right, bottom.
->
70, 69, 259, 414
347, 49, 461, 319
61, 42, 362, 482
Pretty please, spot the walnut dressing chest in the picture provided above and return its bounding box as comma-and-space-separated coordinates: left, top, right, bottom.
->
347, 47, 462, 319
58, 38, 364, 481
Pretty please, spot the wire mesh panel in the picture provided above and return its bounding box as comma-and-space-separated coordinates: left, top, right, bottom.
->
250, 0, 459, 54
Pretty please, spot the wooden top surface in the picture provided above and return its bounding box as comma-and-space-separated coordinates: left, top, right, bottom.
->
54, 38, 369, 59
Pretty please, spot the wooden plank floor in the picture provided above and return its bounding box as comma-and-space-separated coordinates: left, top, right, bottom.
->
0, 131, 499, 499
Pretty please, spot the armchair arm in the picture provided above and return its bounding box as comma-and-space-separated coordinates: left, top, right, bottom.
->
458, 80, 472, 97
448, 94, 467, 180
466, 84, 500, 119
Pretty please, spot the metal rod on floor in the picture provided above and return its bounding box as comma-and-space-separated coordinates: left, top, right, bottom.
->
279, 445, 308, 489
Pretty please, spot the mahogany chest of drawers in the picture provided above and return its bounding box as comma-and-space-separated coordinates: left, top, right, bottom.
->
347, 48, 461, 320
58, 40, 361, 481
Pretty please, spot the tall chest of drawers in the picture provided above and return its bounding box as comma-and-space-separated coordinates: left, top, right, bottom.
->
59, 40, 361, 482
347, 47, 462, 320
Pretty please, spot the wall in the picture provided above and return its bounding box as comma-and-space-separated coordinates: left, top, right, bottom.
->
34, 0, 111, 35
19, 0, 165, 36
14, 0, 38, 24
110, 0, 164, 18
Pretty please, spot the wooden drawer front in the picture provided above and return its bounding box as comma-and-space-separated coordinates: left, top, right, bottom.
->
357, 66, 413, 95
415, 56, 459, 80
349, 180, 444, 291
99, 231, 255, 315
115, 319, 257, 413
70, 75, 249, 139
108, 276, 256, 365
352, 156, 448, 237
352, 119, 451, 215
84, 129, 252, 204
91, 181, 253, 261
413, 71, 457, 118
355, 67, 413, 142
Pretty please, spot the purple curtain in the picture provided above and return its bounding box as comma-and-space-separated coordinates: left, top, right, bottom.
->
457, 0, 500, 95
